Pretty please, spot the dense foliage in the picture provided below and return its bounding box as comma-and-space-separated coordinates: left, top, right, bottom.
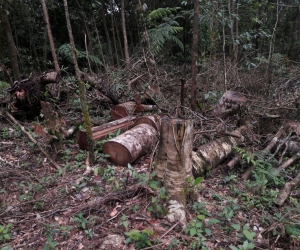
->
1, 0, 300, 77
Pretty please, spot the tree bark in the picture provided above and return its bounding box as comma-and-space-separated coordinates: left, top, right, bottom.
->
154, 118, 194, 227
192, 125, 248, 177
63, 0, 95, 164
41, 0, 60, 74
1, 0, 21, 80
121, 0, 130, 69
191, 0, 199, 111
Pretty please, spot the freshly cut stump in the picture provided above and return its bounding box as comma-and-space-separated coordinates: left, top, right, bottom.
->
103, 123, 158, 166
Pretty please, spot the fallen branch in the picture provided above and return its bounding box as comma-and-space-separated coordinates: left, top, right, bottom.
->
242, 126, 285, 180
277, 170, 300, 206
1, 108, 61, 170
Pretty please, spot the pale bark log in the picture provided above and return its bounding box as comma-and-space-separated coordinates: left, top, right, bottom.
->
192, 125, 248, 177
103, 124, 158, 166
77, 116, 136, 150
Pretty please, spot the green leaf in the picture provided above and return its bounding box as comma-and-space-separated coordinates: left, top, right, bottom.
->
243, 230, 256, 241
229, 246, 239, 250
193, 177, 203, 186
285, 225, 300, 236
207, 218, 220, 225
195, 222, 202, 228
231, 224, 241, 231
189, 228, 197, 237
197, 214, 205, 220
205, 228, 211, 235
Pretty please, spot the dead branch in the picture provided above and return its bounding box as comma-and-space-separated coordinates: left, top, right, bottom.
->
242, 126, 285, 180
1, 108, 61, 170
277, 170, 300, 206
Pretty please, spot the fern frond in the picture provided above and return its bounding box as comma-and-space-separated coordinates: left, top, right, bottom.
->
149, 7, 181, 20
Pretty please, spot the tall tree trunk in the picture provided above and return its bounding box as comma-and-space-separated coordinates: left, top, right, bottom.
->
110, 0, 120, 67
63, 0, 95, 164
41, 0, 60, 73
121, 0, 130, 69
266, 0, 281, 85
93, 18, 107, 71
191, 0, 199, 111
1, 0, 21, 81
100, 0, 113, 60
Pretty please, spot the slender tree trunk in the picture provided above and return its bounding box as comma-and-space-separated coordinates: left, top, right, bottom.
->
110, 0, 120, 67
234, 0, 239, 64
191, 0, 199, 111
266, 0, 282, 85
93, 18, 107, 71
63, 0, 95, 164
41, 0, 60, 73
1, 0, 21, 80
115, 21, 125, 60
121, 0, 130, 69
100, 0, 113, 59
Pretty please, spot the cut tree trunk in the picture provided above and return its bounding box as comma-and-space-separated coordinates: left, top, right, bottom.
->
154, 118, 194, 227
103, 123, 158, 166
134, 115, 161, 131
111, 101, 158, 120
192, 125, 248, 177
212, 90, 247, 119
77, 116, 137, 150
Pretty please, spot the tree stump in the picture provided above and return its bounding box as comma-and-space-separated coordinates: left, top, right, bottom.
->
212, 90, 247, 119
154, 118, 194, 227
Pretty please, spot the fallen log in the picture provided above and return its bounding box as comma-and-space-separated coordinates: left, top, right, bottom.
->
77, 116, 137, 150
192, 125, 249, 177
111, 101, 158, 120
134, 115, 161, 131
102, 123, 158, 166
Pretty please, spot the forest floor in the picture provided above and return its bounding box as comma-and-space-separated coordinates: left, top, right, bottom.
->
1, 63, 300, 250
